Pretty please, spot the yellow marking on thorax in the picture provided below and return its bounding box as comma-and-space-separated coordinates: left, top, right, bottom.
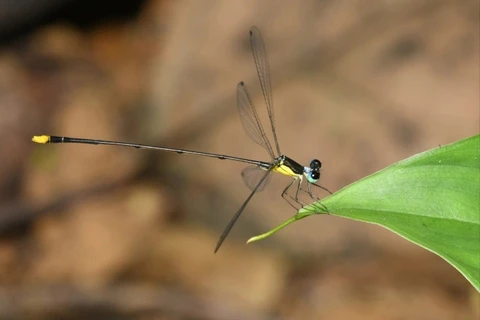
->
272, 164, 301, 177
32, 135, 50, 144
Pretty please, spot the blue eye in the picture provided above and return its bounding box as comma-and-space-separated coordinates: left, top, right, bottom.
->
307, 171, 319, 183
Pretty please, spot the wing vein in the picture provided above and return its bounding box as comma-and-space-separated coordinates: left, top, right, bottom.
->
214, 167, 273, 253
250, 26, 281, 156
237, 82, 275, 159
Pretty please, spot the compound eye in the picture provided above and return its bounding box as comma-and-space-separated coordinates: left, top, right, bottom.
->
310, 159, 322, 170
307, 171, 320, 183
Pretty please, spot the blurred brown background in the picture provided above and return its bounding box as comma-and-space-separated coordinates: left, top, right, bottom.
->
0, 0, 479, 319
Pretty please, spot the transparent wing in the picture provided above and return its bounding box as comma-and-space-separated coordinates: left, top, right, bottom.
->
215, 167, 273, 253
237, 81, 276, 159
241, 165, 272, 192
249, 26, 281, 156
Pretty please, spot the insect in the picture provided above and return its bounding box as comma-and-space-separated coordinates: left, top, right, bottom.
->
32, 26, 330, 252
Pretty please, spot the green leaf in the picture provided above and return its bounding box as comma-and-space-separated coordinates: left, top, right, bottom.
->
249, 135, 480, 291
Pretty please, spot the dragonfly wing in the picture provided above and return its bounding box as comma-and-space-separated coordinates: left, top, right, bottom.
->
215, 167, 273, 253
241, 165, 272, 192
237, 81, 276, 159
249, 26, 281, 156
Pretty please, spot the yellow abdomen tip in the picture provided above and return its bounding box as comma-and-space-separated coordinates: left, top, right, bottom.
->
32, 135, 50, 144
